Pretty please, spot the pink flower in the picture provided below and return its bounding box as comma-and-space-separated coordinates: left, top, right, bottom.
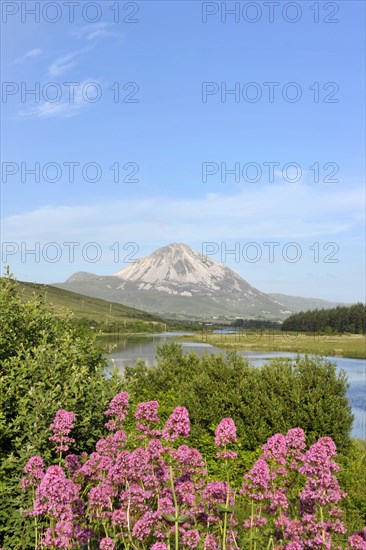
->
162, 406, 190, 440
135, 400, 160, 423
285, 428, 306, 468
240, 457, 270, 501
173, 445, 206, 476
282, 518, 303, 539
49, 410, 75, 454
96, 430, 127, 456
176, 480, 195, 507
182, 528, 201, 548
105, 392, 129, 430
285, 428, 306, 451
203, 481, 233, 507
151, 544, 168, 550
65, 454, 81, 474
204, 534, 218, 549
111, 509, 127, 527
262, 433, 287, 465
99, 537, 115, 550
159, 496, 175, 516
243, 515, 267, 529
214, 418, 237, 446
147, 438, 166, 460
300, 438, 346, 507
33, 465, 79, 522
216, 450, 237, 460
88, 483, 115, 520
21, 456, 44, 489
349, 534, 366, 549
41, 526, 71, 548
132, 510, 162, 540
135, 401, 161, 436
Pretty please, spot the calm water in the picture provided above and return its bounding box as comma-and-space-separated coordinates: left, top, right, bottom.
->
103, 332, 366, 440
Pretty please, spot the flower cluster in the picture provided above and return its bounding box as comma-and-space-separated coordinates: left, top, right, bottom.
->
21, 456, 45, 490
49, 409, 75, 454
104, 391, 129, 431
135, 400, 160, 436
21, 394, 365, 549
214, 417, 237, 459
162, 406, 190, 441
240, 428, 350, 549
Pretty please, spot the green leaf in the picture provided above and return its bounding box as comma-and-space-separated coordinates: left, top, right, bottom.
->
162, 514, 177, 523
216, 503, 234, 513
177, 514, 190, 523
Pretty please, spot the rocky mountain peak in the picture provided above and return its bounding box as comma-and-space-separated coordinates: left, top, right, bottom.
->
114, 243, 237, 292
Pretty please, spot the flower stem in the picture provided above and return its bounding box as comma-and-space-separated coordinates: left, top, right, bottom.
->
320, 506, 326, 546
169, 465, 179, 550
222, 457, 230, 550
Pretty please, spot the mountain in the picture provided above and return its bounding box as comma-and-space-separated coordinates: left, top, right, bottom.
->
55, 243, 291, 320
57, 242, 346, 321
268, 293, 347, 313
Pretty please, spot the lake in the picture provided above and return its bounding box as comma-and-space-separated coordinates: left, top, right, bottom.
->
102, 332, 366, 440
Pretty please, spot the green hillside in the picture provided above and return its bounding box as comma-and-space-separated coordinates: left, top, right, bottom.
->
13, 281, 167, 332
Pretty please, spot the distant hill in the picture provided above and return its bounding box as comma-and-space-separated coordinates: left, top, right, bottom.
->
14, 281, 166, 330
268, 293, 347, 313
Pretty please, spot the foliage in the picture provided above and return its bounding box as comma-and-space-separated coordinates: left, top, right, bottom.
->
281, 303, 366, 334
21, 397, 366, 549
123, 343, 354, 456
0, 275, 123, 548
337, 439, 366, 534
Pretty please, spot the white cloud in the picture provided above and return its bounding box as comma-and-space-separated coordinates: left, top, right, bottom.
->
16, 78, 100, 119
2, 183, 364, 243
47, 49, 88, 77
15, 48, 42, 63
74, 23, 121, 41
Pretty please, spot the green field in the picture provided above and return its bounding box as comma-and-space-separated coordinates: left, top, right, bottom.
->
14, 281, 167, 332
190, 330, 366, 358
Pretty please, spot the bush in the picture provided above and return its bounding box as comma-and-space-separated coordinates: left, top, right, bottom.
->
0, 275, 122, 548
123, 343, 354, 457
337, 439, 366, 534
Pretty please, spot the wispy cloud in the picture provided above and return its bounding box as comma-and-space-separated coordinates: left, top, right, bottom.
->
2, 183, 364, 242
47, 49, 89, 77
73, 22, 121, 41
15, 48, 42, 63
16, 78, 100, 119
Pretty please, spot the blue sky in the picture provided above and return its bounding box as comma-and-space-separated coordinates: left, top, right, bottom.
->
1, 0, 365, 302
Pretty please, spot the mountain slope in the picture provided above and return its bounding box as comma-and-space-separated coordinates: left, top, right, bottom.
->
268, 293, 347, 313
55, 243, 291, 320
14, 280, 165, 327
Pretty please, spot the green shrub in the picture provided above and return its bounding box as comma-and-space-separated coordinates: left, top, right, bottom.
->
124, 342, 353, 457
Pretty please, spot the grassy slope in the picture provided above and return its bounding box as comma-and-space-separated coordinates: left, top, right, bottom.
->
189, 331, 366, 359
15, 281, 166, 328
